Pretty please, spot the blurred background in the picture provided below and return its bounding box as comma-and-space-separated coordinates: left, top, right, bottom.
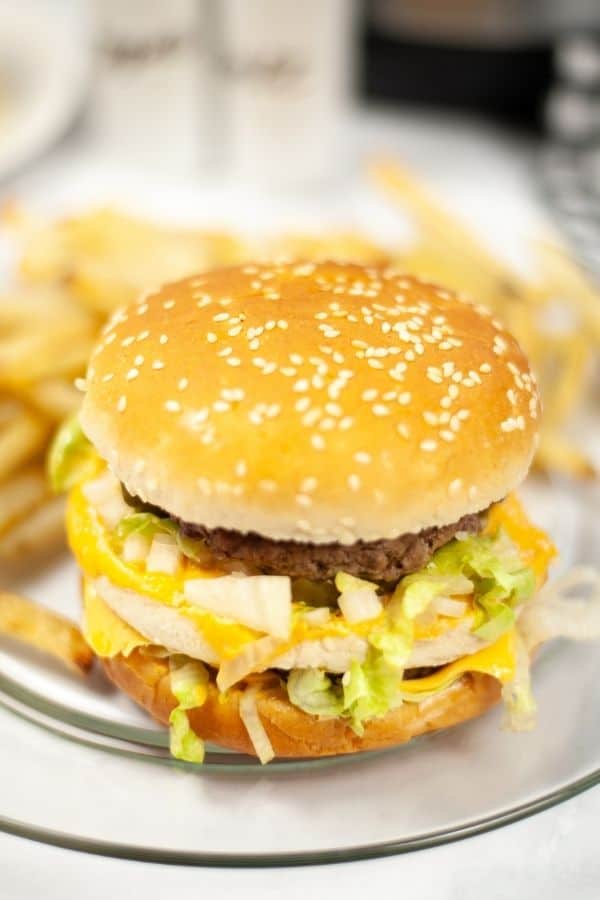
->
0, 0, 599, 565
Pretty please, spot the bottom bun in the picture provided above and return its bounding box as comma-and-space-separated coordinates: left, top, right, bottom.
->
103, 650, 502, 758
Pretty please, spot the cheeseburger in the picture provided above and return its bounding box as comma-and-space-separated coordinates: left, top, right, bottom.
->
51, 261, 567, 763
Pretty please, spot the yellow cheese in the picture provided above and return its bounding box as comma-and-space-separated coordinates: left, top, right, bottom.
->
485, 493, 556, 584
83, 580, 148, 658
399, 629, 516, 698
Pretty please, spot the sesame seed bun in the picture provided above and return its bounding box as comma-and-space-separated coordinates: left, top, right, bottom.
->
80, 262, 539, 544
102, 649, 502, 758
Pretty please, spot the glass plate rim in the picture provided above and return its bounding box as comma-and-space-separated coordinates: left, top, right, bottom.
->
1, 694, 599, 867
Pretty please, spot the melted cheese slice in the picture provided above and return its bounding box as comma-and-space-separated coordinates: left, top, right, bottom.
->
399, 629, 516, 697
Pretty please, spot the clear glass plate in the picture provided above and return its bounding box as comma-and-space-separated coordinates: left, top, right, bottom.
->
1, 476, 599, 866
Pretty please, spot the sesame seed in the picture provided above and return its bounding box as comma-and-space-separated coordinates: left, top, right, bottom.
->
126, 368, 139, 381
354, 451, 371, 464
420, 439, 438, 452
163, 299, 175, 310
295, 397, 311, 413
213, 312, 229, 322
214, 400, 230, 413
301, 476, 318, 493
189, 408, 209, 425
235, 460, 247, 477
398, 392, 412, 406
368, 359, 384, 369
361, 388, 378, 402
339, 417, 354, 430
372, 404, 390, 417
449, 478, 463, 495
302, 409, 321, 427
227, 357, 241, 367
296, 493, 312, 507
294, 379, 309, 392
480, 362, 492, 373
207, 332, 217, 343
152, 360, 165, 370
178, 378, 189, 391
117, 395, 127, 412
348, 474, 361, 492
101, 373, 114, 383
137, 330, 149, 341
165, 400, 181, 413
121, 336, 135, 347
311, 434, 326, 450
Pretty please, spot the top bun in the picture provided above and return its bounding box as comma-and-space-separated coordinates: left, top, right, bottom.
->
80, 262, 539, 544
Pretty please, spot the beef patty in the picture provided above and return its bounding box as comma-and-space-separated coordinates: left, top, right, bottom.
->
178, 510, 485, 583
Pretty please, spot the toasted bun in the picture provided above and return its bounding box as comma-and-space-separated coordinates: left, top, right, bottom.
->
81, 262, 539, 543
103, 649, 501, 758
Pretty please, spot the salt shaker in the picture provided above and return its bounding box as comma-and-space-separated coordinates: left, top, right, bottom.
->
91, 0, 214, 173
218, 0, 356, 186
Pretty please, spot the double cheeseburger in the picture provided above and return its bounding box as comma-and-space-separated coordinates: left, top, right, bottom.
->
52, 261, 560, 763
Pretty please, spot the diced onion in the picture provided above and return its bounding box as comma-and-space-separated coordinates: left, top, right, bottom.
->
430, 597, 467, 618
83, 471, 130, 528
146, 533, 181, 575
338, 588, 382, 624
517, 566, 600, 651
239, 686, 275, 764
184, 575, 292, 638
123, 532, 151, 563
303, 607, 331, 626
216, 635, 281, 691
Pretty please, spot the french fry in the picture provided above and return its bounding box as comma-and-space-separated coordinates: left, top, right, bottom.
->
25, 378, 82, 421
0, 495, 66, 561
0, 591, 93, 673
0, 411, 48, 482
0, 465, 48, 536
0, 326, 95, 386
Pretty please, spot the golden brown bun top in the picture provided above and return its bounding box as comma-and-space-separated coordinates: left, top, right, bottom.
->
80, 262, 539, 543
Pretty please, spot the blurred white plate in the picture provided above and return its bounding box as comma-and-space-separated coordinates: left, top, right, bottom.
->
0, 3, 89, 179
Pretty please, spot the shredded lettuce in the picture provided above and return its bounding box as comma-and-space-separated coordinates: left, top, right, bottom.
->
420, 530, 535, 639
287, 669, 344, 718
396, 573, 473, 620
168, 657, 209, 763
501, 634, 536, 731
335, 572, 378, 594
116, 511, 211, 566
48, 415, 98, 492
287, 605, 412, 732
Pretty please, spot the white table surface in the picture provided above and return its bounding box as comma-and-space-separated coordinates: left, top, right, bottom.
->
1, 5, 599, 889
2, 787, 599, 899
